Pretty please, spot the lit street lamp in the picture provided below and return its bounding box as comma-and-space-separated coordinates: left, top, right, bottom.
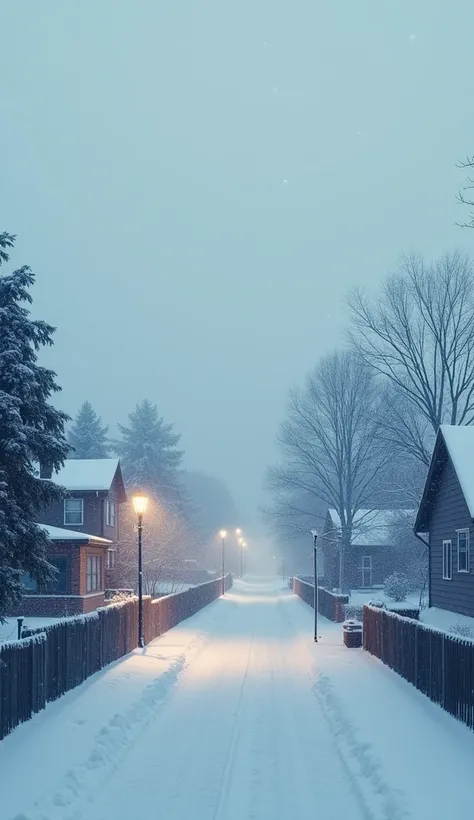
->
133, 493, 149, 648
219, 529, 227, 595
311, 529, 319, 643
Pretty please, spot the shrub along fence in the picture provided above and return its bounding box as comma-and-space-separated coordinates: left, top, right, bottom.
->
364, 605, 474, 731
293, 577, 349, 622
0, 573, 232, 741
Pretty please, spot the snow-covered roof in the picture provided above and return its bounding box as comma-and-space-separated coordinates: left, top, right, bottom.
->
327, 509, 415, 547
440, 425, 474, 517
38, 524, 112, 544
49, 458, 121, 491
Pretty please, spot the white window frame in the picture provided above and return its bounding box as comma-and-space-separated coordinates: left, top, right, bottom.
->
64, 497, 84, 526
456, 529, 470, 573
442, 539, 452, 580
361, 555, 372, 587
106, 548, 117, 570
86, 555, 102, 592
105, 499, 116, 528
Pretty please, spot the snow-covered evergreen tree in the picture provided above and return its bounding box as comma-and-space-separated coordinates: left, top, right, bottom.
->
115, 399, 184, 503
68, 401, 109, 458
0, 232, 69, 618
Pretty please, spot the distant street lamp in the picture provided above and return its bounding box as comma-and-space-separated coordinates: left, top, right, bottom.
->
133, 494, 149, 648
219, 529, 227, 595
311, 529, 319, 643
235, 528, 242, 537
239, 539, 247, 578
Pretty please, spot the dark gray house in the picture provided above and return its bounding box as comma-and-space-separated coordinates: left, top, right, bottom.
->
319, 508, 414, 591
415, 425, 474, 617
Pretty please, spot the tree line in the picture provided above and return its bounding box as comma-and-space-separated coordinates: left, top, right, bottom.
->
0, 233, 239, 619
266, 249, 474, 591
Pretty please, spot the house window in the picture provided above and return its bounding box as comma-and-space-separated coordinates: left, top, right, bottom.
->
86, 555, 102, 592
105, 499, 116, 527
361, 555, 372, 587
457, 530, 470, 573
442, 540, 452, 580
21, 572, 38, 592
64, 498, 84, 526
106, 548, 116, 569
45, 557, 69, 594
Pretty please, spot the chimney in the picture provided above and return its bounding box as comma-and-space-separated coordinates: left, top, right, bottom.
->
39, 461, 53, 480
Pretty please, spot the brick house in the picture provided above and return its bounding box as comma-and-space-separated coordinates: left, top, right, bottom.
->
415, 425, 474, 617
15, 458, 128, 616
319, 508, 415, 591
12, 524, 113, 616
37, 458, 127, 580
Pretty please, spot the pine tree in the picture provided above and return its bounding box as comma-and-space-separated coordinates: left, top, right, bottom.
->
0, 232, 69, 618
68, 401, 109, 458
115, 399, 184, 503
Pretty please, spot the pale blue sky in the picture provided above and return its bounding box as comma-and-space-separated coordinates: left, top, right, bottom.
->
1, 1, 473, 531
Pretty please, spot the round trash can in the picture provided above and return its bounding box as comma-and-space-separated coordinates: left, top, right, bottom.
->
343, 619, 363, 648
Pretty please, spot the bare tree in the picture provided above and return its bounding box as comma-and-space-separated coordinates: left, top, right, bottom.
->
457, 155, 474, 228
117, 496, 190, 597
349, 252, 474, 464
268, 351, 391, 590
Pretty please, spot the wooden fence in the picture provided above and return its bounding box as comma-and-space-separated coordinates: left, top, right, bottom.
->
0, 573, 232, 741
293, 577, 349, 622
364, 605, 474, 730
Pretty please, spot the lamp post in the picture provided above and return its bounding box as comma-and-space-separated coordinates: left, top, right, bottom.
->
219, 529, 227, 595
240, 539, 247, 578
133, 494, 149, 648
311, 529, 319, 643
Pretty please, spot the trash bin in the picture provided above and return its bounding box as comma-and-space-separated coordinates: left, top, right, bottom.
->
343, 619, 363, 648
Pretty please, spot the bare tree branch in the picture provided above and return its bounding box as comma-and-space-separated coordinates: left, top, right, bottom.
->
348, 252, 474, 463
457, 156, 474, 228
267, 351, 392, 588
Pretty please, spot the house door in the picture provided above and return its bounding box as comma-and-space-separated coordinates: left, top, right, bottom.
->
361, 555, 372, 587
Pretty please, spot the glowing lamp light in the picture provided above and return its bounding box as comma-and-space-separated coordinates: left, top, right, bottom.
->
219, 529, 227, 539
235, 528, 242, 536
133, 495, 149, 516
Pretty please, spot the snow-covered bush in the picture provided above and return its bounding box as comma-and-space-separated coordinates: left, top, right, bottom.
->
342, 604, 364, 621
449, 623, 474, 639
383, 572, 410, 602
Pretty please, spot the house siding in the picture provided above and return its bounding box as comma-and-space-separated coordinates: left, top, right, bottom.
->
38, 489, 121, 543
429, 456, 474, 616
319, 510, 406, 591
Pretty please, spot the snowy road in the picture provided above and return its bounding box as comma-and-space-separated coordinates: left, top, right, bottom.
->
2, 579, 474, 820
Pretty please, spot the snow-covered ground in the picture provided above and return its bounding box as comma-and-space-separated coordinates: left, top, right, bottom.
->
152, 580, 194, 595
0, 616, 66, 644
349, 588, 420, 609
420, 606, 474, 638
1, 578, 474, 820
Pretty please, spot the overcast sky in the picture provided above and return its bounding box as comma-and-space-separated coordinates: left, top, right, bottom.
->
1, 1, 473, 533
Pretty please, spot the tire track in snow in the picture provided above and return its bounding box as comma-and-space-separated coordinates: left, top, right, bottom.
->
210, 623, 256, 820
278, 598, 410, 820
11, 623, 218, 820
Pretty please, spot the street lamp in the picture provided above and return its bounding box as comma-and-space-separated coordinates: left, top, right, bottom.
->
133, 494, 149, 648
311, 529, 319, 643
219, 529, 227, 595
235, 528, 242, 537
240, 539, 247, 578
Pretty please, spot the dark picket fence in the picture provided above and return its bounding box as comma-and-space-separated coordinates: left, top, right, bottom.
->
364, 605, 474, 730
0, 573, 232, 741
293, 576, 349, 622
